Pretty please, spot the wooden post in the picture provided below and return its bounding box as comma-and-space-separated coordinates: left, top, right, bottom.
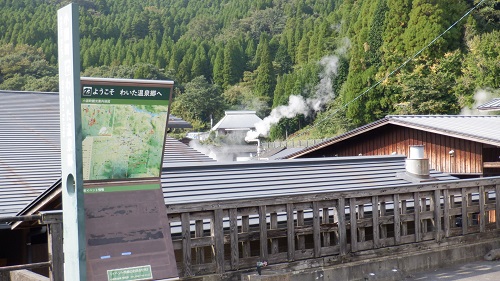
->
393, 194, 401, 245
359, 204, 366, 242
433, 190, 442, 242
242, 215, 251, 258
443, 189, 450, 238
338, 198, 347, 256
181, 213, 192, 277
479, 186, 486, 233
259, 206, 268, 261
297, 210, 305, 250
271, 212, 279, 255
414, 192, 421, 242
195, 220, 205, 264
401, 200, 408, 236
229, 208, 239, 270
349, 198, 358, 252
372, 196, 380, 248
213, 209, 224, 274
287, 203, 295, 262
48, 222, 63, 281
461, 188, 468, 235
322, 208, 331, 247
313, 201, 321, 258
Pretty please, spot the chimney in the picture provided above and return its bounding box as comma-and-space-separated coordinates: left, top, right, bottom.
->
396, 145, 435, 183
405, 145, 429, 178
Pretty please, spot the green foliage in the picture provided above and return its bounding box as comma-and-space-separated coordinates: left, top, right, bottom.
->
171, 76, 226, 130
0, 0, 498, 140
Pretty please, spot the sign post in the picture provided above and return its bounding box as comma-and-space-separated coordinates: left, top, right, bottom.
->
80, 77, 178, 281
57, 3, 87, 280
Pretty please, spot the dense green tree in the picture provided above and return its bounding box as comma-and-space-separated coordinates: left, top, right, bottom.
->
171, 76, 226, 130
254, 36, 275, 104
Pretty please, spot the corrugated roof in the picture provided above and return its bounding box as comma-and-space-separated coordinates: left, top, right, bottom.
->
477, 98, 500, 111
0, 90, 213, 217
161, 155, 457, 204
283, 115, 500, 159
211, 111, 263, 131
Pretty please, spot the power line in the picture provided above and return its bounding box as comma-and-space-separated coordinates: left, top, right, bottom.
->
288, 0, 487, 141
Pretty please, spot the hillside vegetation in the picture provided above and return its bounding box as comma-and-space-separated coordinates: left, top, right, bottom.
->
0, 0, 498, 140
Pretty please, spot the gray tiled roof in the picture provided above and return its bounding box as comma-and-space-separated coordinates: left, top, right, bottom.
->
211, 111, 263, 131
282, 115, 500, 159
161, 155, 457, 205
0, 90, 212, 217
477, 98, 500, 111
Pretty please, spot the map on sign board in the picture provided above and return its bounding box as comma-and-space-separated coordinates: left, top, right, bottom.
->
80, 81, 171, 181
81, 104, 168, 180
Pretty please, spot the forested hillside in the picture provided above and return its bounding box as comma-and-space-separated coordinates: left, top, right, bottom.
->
0, 0, 498, 140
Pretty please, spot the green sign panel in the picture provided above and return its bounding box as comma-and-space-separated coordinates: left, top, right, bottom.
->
107, 265, 152, 281
81, 78, 172, 181
80, 78, 178, 281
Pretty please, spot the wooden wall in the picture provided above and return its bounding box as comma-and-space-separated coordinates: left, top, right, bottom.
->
304, 125, 485, 175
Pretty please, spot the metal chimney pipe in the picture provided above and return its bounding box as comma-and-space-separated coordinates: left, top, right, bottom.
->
406, 145, 430, 178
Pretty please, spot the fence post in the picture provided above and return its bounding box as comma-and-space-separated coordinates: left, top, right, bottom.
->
39, 211, 63, 281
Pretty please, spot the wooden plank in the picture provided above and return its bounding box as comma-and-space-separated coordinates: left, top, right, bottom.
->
350, 198, 358, 252
359, 204, 366, 242
297, 210, 305, 250
372, 196, 380, 248
380, 201, 387, 239
401, 200, 408, 236
241, 215, 251, 258
181, 212, 193, 277
338, 197, 347, 255
443, 189, 450, 238
213, 209, 225, 274
393, 194, 401, 245
229, 208, 239, 270
48, 222, 63, 281
270, 212, 279, 254
195, 220, 205, 264
322, 208, 331, 247
462, 188, 468, 235
434, 190, 442, 242
287, 203, 295, 262
479, 185, 486, 233
259, 205, 268, 261
414, 192, 421, 242
313, 201, 321, 258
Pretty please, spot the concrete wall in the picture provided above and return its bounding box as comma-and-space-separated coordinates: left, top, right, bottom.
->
241, 237, 500, 281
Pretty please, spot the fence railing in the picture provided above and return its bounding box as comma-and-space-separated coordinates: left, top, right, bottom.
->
0, 211, 62, 281
262, 139, 328, 149
165, 177, 500, 278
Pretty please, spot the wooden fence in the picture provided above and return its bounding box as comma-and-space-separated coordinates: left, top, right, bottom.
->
165, 177, 500, 278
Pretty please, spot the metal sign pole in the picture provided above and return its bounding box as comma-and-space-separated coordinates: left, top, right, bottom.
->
58, 3, 87, 280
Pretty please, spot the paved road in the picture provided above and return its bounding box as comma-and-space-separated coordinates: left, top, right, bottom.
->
405, 260, 500, 281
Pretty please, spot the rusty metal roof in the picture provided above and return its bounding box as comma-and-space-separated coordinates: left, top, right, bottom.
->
282, 115, 500, 159
0, 90, 212, 217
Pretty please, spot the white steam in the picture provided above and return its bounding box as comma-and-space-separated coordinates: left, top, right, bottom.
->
460, 89, 500, 115
246, 39, 349, 140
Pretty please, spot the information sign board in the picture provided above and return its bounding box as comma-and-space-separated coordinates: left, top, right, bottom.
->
80, 77, 178, 281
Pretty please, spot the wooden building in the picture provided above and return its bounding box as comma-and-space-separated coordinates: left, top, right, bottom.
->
282, 115, 500, 178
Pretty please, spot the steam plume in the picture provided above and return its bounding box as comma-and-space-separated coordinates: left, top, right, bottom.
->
460, 89, 500, 115
246, 39, 349, 140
